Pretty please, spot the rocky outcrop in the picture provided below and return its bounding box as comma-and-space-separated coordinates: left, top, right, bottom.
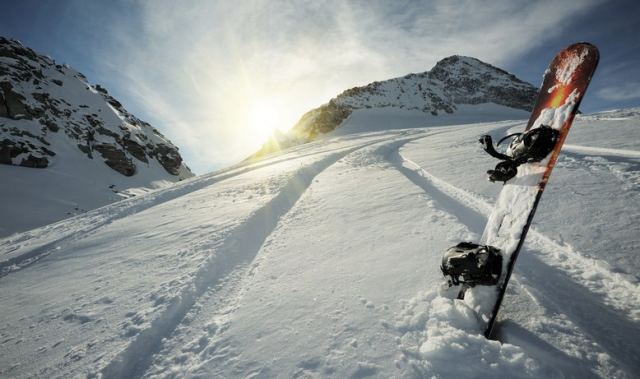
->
153, 144, 183, 175
291, 100, 352, 141
0, 36, 193, 179
19, 154, 48, 168
122, 138, 147, 163
0, 126, 55, 167
0, 81, 30, 119
0, 89, 8, 118
0, 138, 20, 164
429, 56, 537, 111
94, 144, 135, 176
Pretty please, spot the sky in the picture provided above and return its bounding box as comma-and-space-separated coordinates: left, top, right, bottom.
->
1, 0, 639, 174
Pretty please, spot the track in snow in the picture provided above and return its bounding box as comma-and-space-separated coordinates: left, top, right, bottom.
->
388, 145, 486, 236
382, 138, 640, 375
135, 134, 442, 378
560, 144, 640, 191
100, 133, 424, 379
392, 145, 640, 321
562, 144, 640, 160
0, 137, 391, 278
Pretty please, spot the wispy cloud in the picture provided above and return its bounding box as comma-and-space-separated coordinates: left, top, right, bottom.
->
598, 83, 640, 101
93, 0, 604, 173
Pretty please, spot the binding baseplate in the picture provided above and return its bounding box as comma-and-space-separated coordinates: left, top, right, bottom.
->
479, 125, 560, 183
441, 242, 503, 288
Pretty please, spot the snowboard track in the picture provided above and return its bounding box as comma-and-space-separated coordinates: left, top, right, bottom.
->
0, 134, 407, 278
382, 138, 640, 374
391, 143, 640, 320
138, 134, 433, 378
562, 144, 640, 161
99, 134, 424, 379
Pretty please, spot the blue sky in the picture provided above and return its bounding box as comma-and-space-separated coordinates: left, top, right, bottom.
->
1, 0, 638, 174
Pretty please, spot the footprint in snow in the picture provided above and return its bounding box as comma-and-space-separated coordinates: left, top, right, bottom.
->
62, 312, 94, 324
359, 297, 375, 309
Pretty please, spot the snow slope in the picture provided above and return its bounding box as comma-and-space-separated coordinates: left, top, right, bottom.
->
0, 109, 638, 378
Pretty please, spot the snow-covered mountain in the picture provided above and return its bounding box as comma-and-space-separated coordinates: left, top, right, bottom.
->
0, 37, 193, 236
578, 106, 640, 120
1, 105, 638, 378
1, 37, 638, 377
252, 55, 537, 157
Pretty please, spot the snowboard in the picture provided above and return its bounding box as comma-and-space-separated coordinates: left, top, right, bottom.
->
444, 42, 599, 338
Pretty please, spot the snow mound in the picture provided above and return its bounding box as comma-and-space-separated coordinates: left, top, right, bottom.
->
396, 290, 541, 378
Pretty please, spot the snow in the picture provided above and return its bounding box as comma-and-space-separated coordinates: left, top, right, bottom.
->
555, 48, 590, 86
396, 291, 542, 378
332, 104, 530, 136
0, 39, 193, 238
0, 107, 639, 378
0, 138, 180, 237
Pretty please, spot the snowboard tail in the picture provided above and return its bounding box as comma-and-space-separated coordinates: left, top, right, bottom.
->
445, 43, 599, 338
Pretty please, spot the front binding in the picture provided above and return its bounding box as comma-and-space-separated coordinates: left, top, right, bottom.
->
441, 242, 503, 287
479, 125, 560, 183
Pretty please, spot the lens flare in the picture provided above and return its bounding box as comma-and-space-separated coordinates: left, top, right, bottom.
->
246, 99, 286, 149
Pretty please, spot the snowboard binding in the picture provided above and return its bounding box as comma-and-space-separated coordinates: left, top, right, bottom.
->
480, 125, 560, 183
441, 242, 503, 288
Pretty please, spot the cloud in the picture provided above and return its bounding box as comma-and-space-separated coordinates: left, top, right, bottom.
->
598, 84, 640, 101
92, 0, 604, 173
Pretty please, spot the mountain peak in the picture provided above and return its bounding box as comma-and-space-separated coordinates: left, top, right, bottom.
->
309, 56, 535, 134
427, 55, 537, 111
433, 54, 481, 66
251, 55, 538, 159
430, 55, 508, 80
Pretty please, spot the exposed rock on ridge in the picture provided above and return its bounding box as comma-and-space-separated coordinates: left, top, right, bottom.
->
0, 36, 193, 178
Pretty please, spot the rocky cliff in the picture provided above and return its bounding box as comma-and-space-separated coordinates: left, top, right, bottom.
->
0, 36, 192, 178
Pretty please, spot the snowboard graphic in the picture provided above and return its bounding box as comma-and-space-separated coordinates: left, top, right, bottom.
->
441, 43, 599, 338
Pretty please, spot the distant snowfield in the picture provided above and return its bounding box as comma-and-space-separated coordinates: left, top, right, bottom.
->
0, 143, 179, 237
0, 108, 639, 378
333, 104, 530, 135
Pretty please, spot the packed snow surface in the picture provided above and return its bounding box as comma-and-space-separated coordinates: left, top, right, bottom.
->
0, 108, 639, 378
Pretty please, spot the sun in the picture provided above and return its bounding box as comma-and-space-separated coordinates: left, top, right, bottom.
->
246, 99, 285, 147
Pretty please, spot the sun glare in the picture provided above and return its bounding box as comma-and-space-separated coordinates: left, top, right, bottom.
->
246, 99, 286, 148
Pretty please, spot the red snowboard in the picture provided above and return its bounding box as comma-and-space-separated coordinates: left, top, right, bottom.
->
461, 43, 599, 338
